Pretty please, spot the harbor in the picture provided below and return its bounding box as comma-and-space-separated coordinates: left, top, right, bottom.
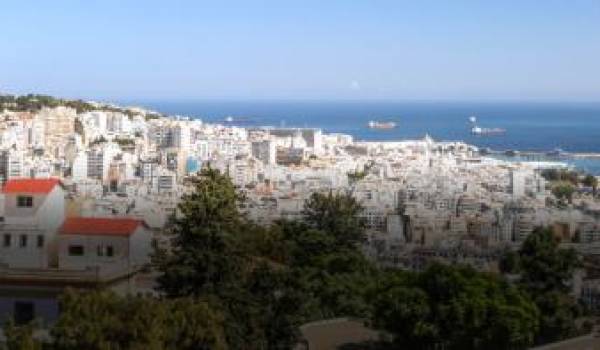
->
484, 149, 600, 175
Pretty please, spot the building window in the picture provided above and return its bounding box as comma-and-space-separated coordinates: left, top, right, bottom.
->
3, 234, 11, 247
97, 245, 115, 257
19, 235, 27, 248
14, 302, 35, 325
37, 235, 45, 248
17, 196, 33, 208
68, 245, 84, 256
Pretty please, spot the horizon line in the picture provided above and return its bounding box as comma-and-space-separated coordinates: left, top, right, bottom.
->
3, 90, 600, 105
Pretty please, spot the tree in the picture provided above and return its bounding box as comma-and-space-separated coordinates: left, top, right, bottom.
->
532, 291, 583, 344
302, 191, 366, 248
517, 227, 583, 344
2, 319, 41, 350
541, 169, 580, 185
243, 263, 305, 349
519, 227, 581, 294
153, 168, 305, 348
257, 192, 378, 322
164, 298, 228, 350
276, 191, 378, 320
552, 182, 576, 203
154, 167, 245, 298
51, 289, 227, 350
582, 174, 598, 196
499, 249, 520, 274
372, 265, 539, 350
373, 284, 437, 348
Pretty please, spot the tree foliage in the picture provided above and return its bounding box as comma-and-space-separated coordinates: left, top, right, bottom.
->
271, 190, 378, 320
517, 227, 584, 344
154, 167, 244, 298
552, 182, 576, 203
372, 265, 539, 350
51, 289, 227, 350
1, 319, 42, 350
0, 93, 161, 118
582, 174, 598, 196
154, 168, 303, 348
153, 174, 377, 346
541, 169, 580, 185
519, 227, 581, 293
302, 191, 366, 248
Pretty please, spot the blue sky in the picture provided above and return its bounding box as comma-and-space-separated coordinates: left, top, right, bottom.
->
1, 0, 599, 101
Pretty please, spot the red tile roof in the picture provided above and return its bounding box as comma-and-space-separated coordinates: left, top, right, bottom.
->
2, 178, 61, 194
60, 217, 145, 237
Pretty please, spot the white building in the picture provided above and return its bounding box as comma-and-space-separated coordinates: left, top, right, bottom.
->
0, 149, 23, 183
58, 217, 152, 272
72, 151, 88, 180
252, 140, 277, 165
0, 178, 65, 268
510, 169, 527, 199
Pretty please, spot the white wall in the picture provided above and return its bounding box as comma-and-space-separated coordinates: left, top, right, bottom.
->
0, 186, 65, 268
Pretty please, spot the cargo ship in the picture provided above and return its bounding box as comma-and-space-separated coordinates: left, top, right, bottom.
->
469, 116, 506, 135
368, 120, 397, 129
471, 126, 507, 135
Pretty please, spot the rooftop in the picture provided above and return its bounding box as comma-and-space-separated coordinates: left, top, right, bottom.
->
2, 178, 61, 194
60, 217, 145, 237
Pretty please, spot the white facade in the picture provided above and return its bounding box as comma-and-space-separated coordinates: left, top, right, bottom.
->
58, 224, 151, 272
0, 180, 65, 269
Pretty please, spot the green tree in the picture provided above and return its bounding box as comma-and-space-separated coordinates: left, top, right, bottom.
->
51, 289, 227, 350
532, 291, 583, 344
2, 319, 41, 350
582, 174, 598, 196
372, 265, 539, 350
165, 298, 228, 350
552, 182, 576, 203
302, 191, 366, 248
52, 290, 163, 350
154, 167, 244, 298
276, 193, 378, 319
519, 227, 581, 293
153, 168, 305, 348
244, 263, 306, 349
499, 250, 520, 274
517, 227, 583, 344
372, 284, 437, 348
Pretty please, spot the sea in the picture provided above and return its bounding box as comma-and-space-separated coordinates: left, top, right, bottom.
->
122, 100, 600, 174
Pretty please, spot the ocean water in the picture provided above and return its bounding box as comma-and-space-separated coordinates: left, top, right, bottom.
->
125, 100, 600, 173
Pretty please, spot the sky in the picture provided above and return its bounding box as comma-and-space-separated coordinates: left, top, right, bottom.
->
1, 0, 599, 101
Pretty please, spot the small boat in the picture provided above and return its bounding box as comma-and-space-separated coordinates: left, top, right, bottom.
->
225, 116, 234, 122
505, 150, 520, 157
368, 120, 397, 129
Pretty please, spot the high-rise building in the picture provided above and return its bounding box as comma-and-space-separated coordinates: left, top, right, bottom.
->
510, 169, 527, 199
172, 124, 191, 149
87, 150, 106, 181
0, 149, 23, 183
251, 140, 276, 165
71, 152, 88, 180
86, 144, 119, 182
37, 107, 76, 157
